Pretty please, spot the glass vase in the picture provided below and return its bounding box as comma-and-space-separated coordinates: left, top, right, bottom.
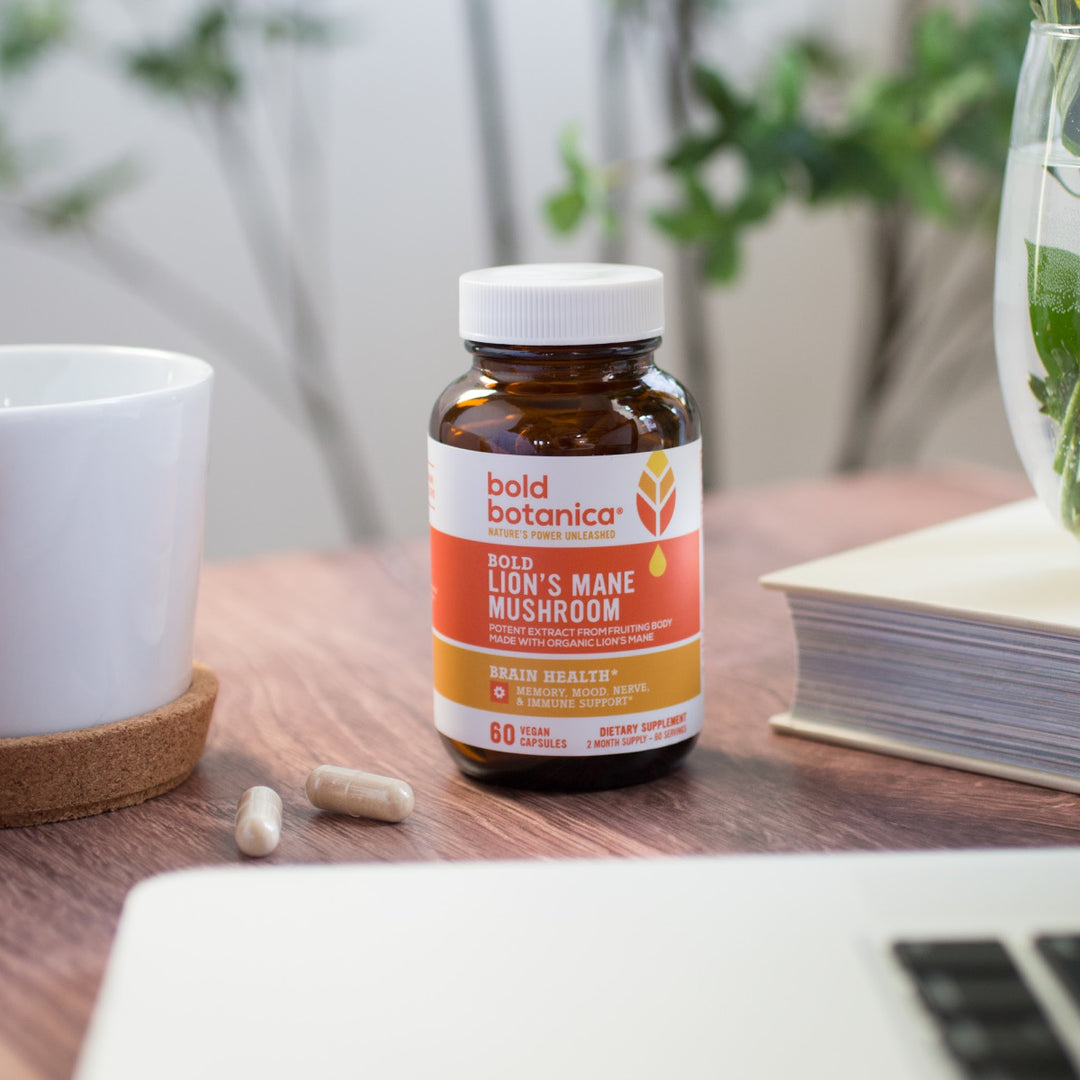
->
996, 21, 1080, 535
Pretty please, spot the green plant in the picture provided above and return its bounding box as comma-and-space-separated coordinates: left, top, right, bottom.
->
0, 0, 381, 540
1032, 1, 1080, 154
546, 0, 1032, 479
1026, 241, 1080, 527
1024, 2, 1080, 531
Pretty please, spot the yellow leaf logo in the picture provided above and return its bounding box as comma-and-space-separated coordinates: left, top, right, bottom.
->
636, 450, 676, 577
636, 450, 676, 537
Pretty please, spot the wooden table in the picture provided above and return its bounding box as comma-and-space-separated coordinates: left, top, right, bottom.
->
4, 465, 1079, 1080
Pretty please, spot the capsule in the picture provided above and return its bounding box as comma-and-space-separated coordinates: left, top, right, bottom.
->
234, 785, 283, 857
305, 765, 414, 822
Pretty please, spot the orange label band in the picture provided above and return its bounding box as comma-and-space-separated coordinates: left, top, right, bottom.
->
431, 529, 700, 654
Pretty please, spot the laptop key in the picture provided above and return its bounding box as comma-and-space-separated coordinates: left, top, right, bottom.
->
919, 973, 1041, 1019
944, 1015, 1073, 1067
895, 940, 1017, 977
1036, 936, 1080, 1011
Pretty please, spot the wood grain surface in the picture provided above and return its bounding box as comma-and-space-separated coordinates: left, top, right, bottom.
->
2, 465, 1076, 1080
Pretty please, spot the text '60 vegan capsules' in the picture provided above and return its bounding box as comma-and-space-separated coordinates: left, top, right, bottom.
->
429, 263, 703, 791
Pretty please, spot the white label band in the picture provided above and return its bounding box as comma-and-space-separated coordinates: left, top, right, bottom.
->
434, 693, 705, 756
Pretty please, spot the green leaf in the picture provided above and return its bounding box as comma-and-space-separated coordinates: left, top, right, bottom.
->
1025, 237, 1080, 514
557, 125, 589, 185
650, 205, 710, 243
690, 64, 748, 129
1027, 239, 1080, 392
1052, 38, 1080, 154
651, 172, 722, 243
194, 6, 228, 44
919, 66, 995, 141
1032, 1, 1080, 25
702, 229, 739, 282
542, 126, 622, 237
683, 172, 715, 216
0, 0, 71, 76
803, 134, 889, 203
125, 3, 241, 103
791, 37, 846, 80
0, 123, 23, 188
31, 158, 139, 230
913, 8, 960, 76
544, 189, 586, 234
1031, 372, 1051, 412
763, 48, 807, 124
664, 131, 725, 171
887, 148, 952, 217
259, 10, 342, 47
732, 171, 784, 224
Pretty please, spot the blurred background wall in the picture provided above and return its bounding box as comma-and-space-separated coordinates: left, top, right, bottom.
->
0, 0, 1021, 559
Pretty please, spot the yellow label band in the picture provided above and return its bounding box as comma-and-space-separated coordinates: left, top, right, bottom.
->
434, 636, 700, 718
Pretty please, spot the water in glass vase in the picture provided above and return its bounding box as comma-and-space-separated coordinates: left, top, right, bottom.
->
995, 141, 1080, 534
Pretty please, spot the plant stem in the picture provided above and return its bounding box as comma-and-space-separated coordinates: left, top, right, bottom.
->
463, 0, 519, 265
663, 0, 717, 490
875, 215, 996, 458
835, 0, 922, 471
84, 225, 303, 423
1061, 433, 1080, 530
598, 3, 631, 264
882, 303, 994, 462
209, 103, 382, 540
1054, 376, 1080, 473
0, 199, 304, 424
835, 207, 907, 469
1048, 165, 1080, 197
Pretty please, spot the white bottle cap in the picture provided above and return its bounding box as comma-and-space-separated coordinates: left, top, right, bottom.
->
459, 263, 664, 346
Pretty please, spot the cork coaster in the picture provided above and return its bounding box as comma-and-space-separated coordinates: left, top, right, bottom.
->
0, 663, 219, 828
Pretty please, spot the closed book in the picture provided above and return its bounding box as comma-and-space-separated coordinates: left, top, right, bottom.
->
760, 498, 1080, 792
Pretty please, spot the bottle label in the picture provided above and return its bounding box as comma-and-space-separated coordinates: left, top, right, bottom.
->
429, 438, 703, 756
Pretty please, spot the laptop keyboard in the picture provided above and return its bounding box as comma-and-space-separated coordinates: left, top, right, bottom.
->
895, 938, 1080, 1080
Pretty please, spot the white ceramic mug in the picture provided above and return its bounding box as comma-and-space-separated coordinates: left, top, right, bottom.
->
0, 345, 213, 738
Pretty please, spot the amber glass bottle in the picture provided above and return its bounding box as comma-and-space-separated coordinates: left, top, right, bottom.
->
428, 264, 702, 790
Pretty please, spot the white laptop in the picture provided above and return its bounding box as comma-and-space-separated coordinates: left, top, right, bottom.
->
75, 847, 1080, 1079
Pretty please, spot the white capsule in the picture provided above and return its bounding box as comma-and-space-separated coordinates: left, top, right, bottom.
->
305, 765, 415, 822
234, 785, 283, 857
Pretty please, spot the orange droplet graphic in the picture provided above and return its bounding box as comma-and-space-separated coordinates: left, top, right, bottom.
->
649, 544, 667, 578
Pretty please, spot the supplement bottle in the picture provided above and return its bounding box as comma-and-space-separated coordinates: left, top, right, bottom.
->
428, 264, 702, 790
